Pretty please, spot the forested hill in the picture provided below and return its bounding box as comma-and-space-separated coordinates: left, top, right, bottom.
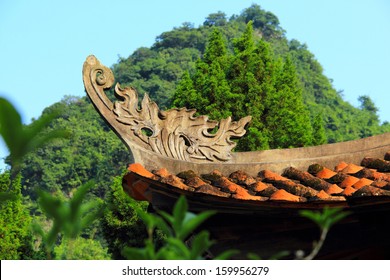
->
18, 4, 389, 199
112, 4, 389, 144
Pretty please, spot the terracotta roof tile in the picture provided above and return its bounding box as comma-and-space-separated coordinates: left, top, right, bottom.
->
310, 190, 346, 201
372, 180, 389, 189
249, 181, 269, 193
282, 167, 335, 193
124, 152, 390, 204
153, 167, 171, 178
160, 175, 194, 191
257, 185, 279, 197
341, 186, 357, 196
361, 157, 390, 172
307, 163, 324, 175
232, 192, 268, 201
259, 170, 288, 181
335, 161, 349, 172
316, 190, 330, 199
353, 185, 390, 197
326, 172, 347, 184
176, 170, 198, 180
201, 170, 224, 183
229, 170, 257, 186
215, 177, 249, 196
339, 175, 360, 189
352, 178, 374, 189
185, 177, 208, 188
270, 189, 306, 202
341, 163, 364, 174
128, 163, 155, 179
268, 179, 318, 198
325, 184, 344, 195
316, 167, 337, 179
372, 171, 390, 182
195, 184, 230, 198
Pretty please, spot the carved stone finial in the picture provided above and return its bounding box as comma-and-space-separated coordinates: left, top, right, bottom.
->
83, 55, 251, 163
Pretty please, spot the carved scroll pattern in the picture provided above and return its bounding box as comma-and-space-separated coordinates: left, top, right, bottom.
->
84, 55, 251, 162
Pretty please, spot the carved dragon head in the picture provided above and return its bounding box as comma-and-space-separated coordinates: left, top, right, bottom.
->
82, 55, 251, 163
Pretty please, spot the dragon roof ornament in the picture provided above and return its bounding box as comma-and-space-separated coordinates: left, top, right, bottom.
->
82, 55, 251, 163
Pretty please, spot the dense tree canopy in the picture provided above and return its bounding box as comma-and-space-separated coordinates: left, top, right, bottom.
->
113, 4, 389, 149
174, 22, 316, 150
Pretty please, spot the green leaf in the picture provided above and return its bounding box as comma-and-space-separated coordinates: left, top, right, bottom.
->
37, 191, 65, 221
70, 181, 94, 213
214, 249, 239, 260
178, 210, 216, 240
172, 196, 188, 228
157, 210, 175, 226
300, 207, 350, 230
0, 98, 23, 161
153, 215, 172, 237
165, 237, 190, 259
189, 230, 214, 259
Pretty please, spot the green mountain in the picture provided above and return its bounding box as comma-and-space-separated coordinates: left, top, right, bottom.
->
113, 4, 389, 144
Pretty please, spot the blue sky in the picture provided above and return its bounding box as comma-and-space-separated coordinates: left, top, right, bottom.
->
1, 0, 389, 170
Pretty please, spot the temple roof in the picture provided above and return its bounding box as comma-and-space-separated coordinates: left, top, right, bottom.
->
123, 151, 390, 208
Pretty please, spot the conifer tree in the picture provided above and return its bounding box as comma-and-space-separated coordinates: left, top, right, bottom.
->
173, 23, 315, 151
312, 113, 327, 145
173, 28, 235, 120
173, 71, 204, 110
228, 21, 271, 150
267, 56, 313, 148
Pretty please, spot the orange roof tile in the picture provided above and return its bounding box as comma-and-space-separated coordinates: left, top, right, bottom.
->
341, 186, 357, 196
335, 161, 349, 172
260, 170, 288, 181
269, 189, 305, 202
249, 181, 269, 192
339, 176, 360, 188
186, 177, 208, 188
326, 184, 344, 195
153, 167, 171, 177
128, 163, 155, 178
341, 163, 364, 174
124, 152, 390, 204
316, 168, 337, 179
353, 178, 374, 189
316, 190, 331, 199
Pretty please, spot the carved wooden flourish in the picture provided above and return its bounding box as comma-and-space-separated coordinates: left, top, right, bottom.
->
83, 55, 252, 162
